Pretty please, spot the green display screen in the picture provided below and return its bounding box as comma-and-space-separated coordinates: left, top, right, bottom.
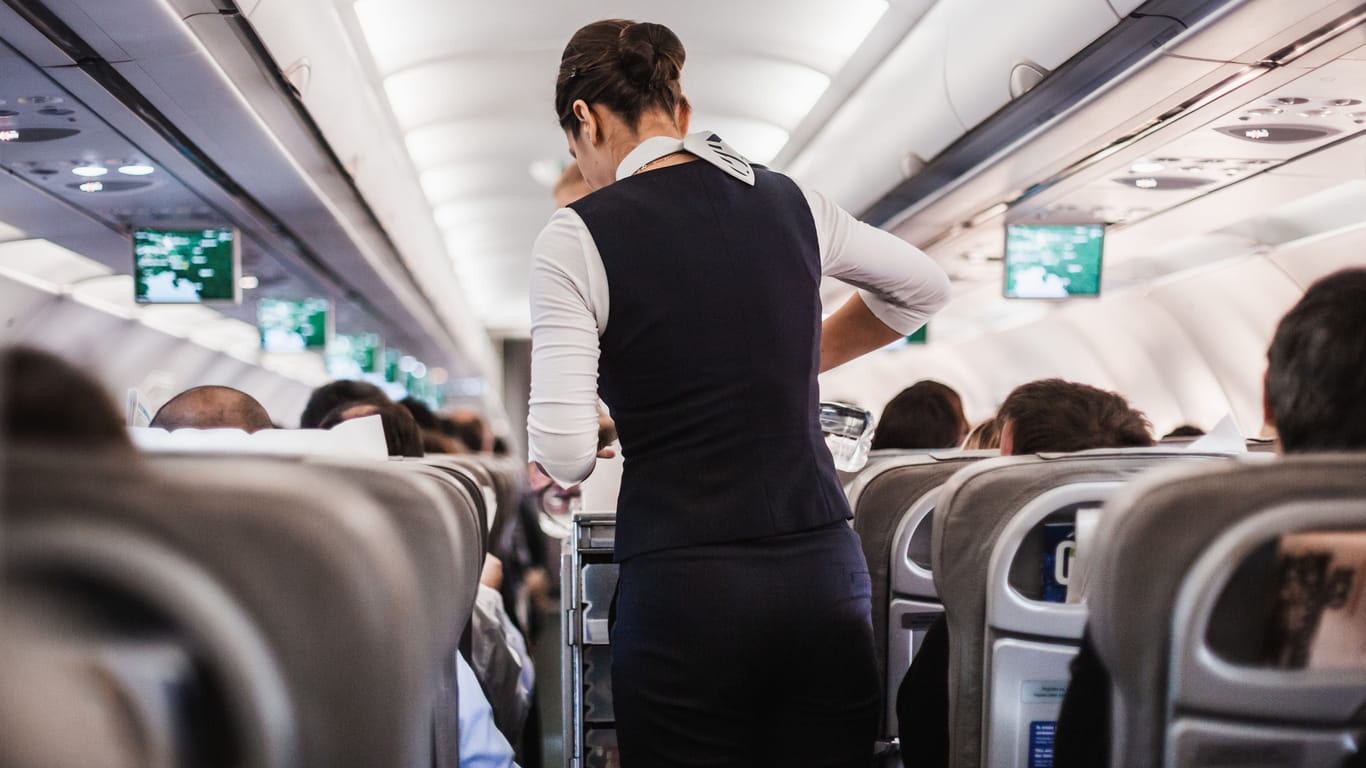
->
327, 333, 383, 378
1004, 224, 1104, 298
384, 348, 403, 383
258, 297, 331, 353
907, 325, 928, 344
133, 227, 239, 303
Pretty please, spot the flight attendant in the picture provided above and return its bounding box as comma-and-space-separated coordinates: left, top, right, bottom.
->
528, 19, 950, 767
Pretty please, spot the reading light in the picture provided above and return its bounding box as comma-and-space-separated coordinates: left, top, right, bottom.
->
240, 275, 260, 290
1130, 161, 1165, 174
78, 181, 103, 193
118, 163, 155, 176
1135, 178, 1159, 189
0, 130, 17, 142
72, 165, 108, 177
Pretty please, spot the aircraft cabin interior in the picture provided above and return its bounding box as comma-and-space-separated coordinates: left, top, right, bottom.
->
1, 0, 1365, 767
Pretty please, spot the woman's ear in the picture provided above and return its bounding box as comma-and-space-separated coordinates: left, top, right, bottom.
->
572, 99, 597, 144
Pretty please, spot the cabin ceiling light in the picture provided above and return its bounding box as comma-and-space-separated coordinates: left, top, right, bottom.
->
72, 165, 107, 177
1130, 160, 1165, 173
118, 163, 155, 176
1298, 108, 1334, 118
78, 181, 103, 193
240, 275, 260, 290
1214, 124, 1340, 144
1272, 96, 1309, 105
1114, 176, 1215, 191
0, 129, 18, 142
1326, 98, 1362, 107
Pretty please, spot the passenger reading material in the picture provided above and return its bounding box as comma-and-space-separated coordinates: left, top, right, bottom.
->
133, 227, 239, 303
1005, 224, 1104, 299
258, 297, 330, 353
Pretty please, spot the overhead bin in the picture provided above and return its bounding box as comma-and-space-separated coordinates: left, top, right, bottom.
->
943, 0, 1122, 129
786, 3, 961, 214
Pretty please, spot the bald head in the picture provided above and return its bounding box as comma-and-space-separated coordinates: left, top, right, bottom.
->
150, 386, 273, 433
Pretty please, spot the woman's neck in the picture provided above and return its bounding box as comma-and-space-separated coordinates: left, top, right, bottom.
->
607, 113, 687, 174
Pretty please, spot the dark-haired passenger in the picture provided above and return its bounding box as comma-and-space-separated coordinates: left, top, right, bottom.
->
319, 401, 424, 458
299, 379, 390, 429
530, 18, 949, 766
1162, 424, 1206, 439
898, 379, 1153, 768
1055, 267, 1366, 767
872, 380, 969, 450
399, 396, 462, 454
1, 346, 131, 450
997, 378, 1154, 456
150, 385, 273, 433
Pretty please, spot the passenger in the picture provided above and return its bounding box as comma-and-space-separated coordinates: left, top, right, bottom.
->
898, 378, 1152, 768
1055, 268, 1366, 767
456, 652, 521, 768
996, 378, 1154, 456
871, 380, 969, 450
0, 346, 131, 450
1162, 424, 1205, 439
298, 379, 391, 429
149, 385, 274, 433
553, 161, 593, 208
443, 409, 492, 453
399, 396, 462, 454
963, 417, 1001, 451
318, 401, 424, 458
530, 19, 949, 766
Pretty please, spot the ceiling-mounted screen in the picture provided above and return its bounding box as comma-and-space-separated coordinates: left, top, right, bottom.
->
258, 297, 331, 353
133, 227, 240, 304
327, 333, 384, 378
1004, 224, 1104, 299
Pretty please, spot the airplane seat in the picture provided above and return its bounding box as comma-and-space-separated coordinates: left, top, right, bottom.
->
930, 449, 1230, 768
844, 450, 994, 759
1086, 455, 1366, 768
2, 521, 293, 768
3, 446, 431, 768
416, 457, 493, 546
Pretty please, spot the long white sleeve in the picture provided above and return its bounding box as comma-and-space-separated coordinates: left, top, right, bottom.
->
802, 186, 951, 335
526, 208, 608, 487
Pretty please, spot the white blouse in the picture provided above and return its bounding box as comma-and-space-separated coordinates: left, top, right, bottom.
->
528, 133, 951, 487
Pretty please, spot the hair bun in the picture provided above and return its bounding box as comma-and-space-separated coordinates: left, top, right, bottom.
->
617, 22, 684, 89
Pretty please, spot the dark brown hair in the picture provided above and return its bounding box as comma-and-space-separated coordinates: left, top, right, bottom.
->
998, 378, 1153, 455
1, 345, 131, 450
320, 401, 424, 458
1265, 267, 1366, 452
555, 20, 687, 136
871, 380, 969, 450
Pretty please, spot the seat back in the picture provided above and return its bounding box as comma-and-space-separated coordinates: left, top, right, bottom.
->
932, 449, 1230, 768
1088, 455, 1366, 768
4, 447, 430, 768
846, 450, 994, 746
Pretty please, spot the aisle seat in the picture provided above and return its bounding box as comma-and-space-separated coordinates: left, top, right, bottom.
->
845, 449, 995, 756
3, 446, 429, 768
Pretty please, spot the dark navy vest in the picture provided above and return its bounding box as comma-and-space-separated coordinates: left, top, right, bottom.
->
570, 160, 850, 560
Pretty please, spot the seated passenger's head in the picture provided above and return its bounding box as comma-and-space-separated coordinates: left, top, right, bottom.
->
442, 409, 492, 453
149, 385, 273, 433
871, 380, 969, 450
997, 378, 1153, 456
320, 401, 424, 457
554, 162, 593, 208
963, 417, 1001, 451
1162, 424, 1205, 440
299, 380, 390, 429
1, 346, 131, 450
1264, 267, 1366, 453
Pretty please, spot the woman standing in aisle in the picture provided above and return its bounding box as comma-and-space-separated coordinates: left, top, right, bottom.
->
528, 19, 950, 767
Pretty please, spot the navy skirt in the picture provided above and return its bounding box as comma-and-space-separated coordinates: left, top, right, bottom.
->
611, 521, 879, 767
